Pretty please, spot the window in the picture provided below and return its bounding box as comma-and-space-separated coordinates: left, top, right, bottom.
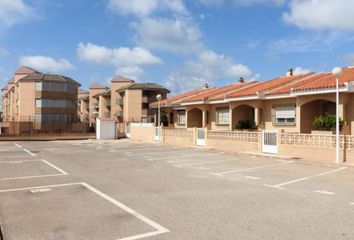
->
216, 108, 229, 125
34, 99, 76, 109
274, 105, 296, 125
35, 82, 42, 91
177, 111, 186, 125
35, 99, 42, 108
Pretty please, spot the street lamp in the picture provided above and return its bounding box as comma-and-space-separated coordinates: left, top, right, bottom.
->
156, 94, 162, 142
332, 67, 343, 164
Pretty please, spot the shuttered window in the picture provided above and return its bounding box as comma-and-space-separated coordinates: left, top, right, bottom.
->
217, 108, 229, 125
275, 105, 295, 125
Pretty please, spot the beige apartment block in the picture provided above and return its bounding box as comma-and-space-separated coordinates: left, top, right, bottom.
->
78, 89, 89, 123
1, 66, 81, 135
83, 77, 170, 133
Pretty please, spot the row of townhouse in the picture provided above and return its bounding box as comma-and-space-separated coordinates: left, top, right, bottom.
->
1, 66, 81, 135
77, 76, 169, 132
151, 67, 354, 135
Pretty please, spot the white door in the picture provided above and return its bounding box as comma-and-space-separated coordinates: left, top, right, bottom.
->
262, 130, 278, 154
196, 128, 205, 146
154, 127, 160, 141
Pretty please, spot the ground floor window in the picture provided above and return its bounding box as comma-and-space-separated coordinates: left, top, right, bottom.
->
177, 111, 186, 125
274, 105, 296, 125
216, 108, 229, 125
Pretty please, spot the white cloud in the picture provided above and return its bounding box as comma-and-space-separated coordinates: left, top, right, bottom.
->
283, 0, 354, 31
197, 0, 225, 6
107, 0, 187, 17
132, 17, 202, 54
77, 42, 162, 66
19, 55, 75, 73
293, 67, 311, 75
269, 32, 352, 54
0, 0, 36, 27
165, 50, 252, 93
115, 66, 145, 80
233, 0, 285, 6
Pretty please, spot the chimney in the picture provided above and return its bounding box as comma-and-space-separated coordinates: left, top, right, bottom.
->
286, 68, 293, 77
204, 83, 209, 89
239, 77, 245, 83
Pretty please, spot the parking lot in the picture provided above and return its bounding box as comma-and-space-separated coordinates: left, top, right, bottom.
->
0, 140, 354, 240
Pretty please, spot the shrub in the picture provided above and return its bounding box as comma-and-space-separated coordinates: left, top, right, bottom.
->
235, 119, 256, 130
313, 113, 345, 131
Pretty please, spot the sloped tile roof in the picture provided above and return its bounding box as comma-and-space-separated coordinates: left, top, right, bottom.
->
209, 81, 259, 101
267, 73, 328, 95
292, 67, 354, 92
150, 87, 215, 108
225, 74, 310, 98
89, 83, 107, 89
111, 76, 135, 83
15, 66, 42, 75
183, 82, 249, 103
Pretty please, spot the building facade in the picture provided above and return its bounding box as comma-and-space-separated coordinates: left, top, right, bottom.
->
1, 66, 81, 134
151, 67, 354, 135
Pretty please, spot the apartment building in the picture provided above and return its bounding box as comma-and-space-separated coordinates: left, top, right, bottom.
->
1, 66, 81, 134
78, 89, 89, 123
151, 67, 354, 135
82, 76, 170, 131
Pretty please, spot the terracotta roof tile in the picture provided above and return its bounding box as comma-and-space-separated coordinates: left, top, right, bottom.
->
183, 82, 248, 103
151, 88, 214, 107
225, 74, 309, 98
209, 81, 259, 101
293, 67, 354, 91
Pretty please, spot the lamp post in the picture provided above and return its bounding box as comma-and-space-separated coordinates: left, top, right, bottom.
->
332, 67, 343, 164
156, 94, 162, 142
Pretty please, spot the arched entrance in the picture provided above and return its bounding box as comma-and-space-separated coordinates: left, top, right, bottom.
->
231, 105, 255, 130
187, 108, 203, 128
300, 99, 335, 133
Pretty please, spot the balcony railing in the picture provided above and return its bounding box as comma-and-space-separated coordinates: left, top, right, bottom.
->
115, 110, 123, 117
92, 103, 99, 109
92, 112, 98, 118
104, 112, 111, 118
116, 98, 123, 105
104, 100, 111, 107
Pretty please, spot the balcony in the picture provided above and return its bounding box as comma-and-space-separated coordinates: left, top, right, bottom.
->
92, 103, 99, 109
104, 111, 111, 118
104, 100, 111, 107
115, 110, 123, 117
116, 98, 123, 105
92, 112, 98, 118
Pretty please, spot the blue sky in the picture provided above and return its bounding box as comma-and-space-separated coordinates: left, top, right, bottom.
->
1, 0, 354, 94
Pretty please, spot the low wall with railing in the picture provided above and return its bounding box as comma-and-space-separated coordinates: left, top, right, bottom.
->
206, 131, 261, 152
279, 133, 354, 164
162, 128, 194, 147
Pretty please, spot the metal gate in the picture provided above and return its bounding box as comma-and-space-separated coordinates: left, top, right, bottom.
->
196, 128, 205, 146
154, 127, 160, 141
262, 130, 278, 154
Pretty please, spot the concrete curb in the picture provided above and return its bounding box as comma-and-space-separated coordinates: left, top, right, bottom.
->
0, 136, 96, 141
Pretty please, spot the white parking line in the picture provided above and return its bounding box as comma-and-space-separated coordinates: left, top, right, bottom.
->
210, 161, 293, 176
0, 182, 169, 240
23, 148, 36, 156
245, 176, 260, 180
268, 167, 348, 189
173, 159, 233, 168
0, 159, 68, 181
0, 155, 31, 159
314, 190, 335, 195
350, 202, 354, 206
14, 143, 22, 148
